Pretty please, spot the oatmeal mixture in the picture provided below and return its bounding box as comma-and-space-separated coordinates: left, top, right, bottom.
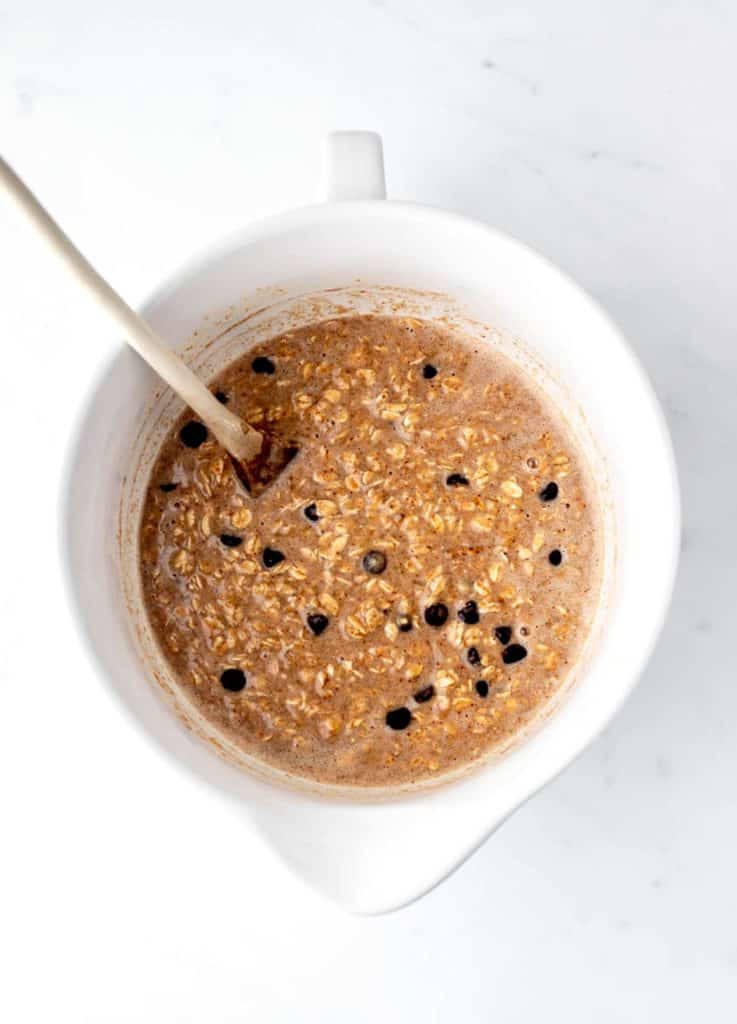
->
139, 315, 601, 786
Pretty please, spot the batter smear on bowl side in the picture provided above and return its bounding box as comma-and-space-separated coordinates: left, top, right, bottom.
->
139, 315, 602, 786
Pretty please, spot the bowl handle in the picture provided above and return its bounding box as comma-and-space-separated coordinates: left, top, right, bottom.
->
323, 131, 386, 201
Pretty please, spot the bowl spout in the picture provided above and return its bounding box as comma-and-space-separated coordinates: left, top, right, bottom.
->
244, 786, 512, 915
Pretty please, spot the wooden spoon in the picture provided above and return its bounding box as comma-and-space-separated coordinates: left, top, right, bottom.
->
0, 155, 292, 491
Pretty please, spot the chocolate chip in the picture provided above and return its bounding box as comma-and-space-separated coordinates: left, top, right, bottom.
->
386, 707, 412, 730
251, 355, 275, 374
220, 534, 243, 548
362, 550, 387, 574
446, 472, 469, 487
413, 685, 435, 704
475, 680, 489, 697
159, 482, 178, 493
179, 421, 208, 448
548, 549, 563, 566
424, 603, 448, 627
502, 643, 527, 665
220, 668, 246, 692
458, 600, 479, 625
467, 646, 481, 666
307, 612, 329, 636
262, 547, 285, 568
397, 614, 413, 633
539, 481, 559, 502
214, 390, 228, 404
494, 625, 512, 645
304, 503, 320, 522
422, 363, 438, 379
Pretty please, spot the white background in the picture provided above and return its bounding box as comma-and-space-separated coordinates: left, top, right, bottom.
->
1, 1, 736, 1020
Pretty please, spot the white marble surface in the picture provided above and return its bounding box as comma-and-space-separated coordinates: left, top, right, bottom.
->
1, 1, 736, 1020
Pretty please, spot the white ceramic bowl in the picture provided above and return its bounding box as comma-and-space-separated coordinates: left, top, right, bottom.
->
62, 132, 679, 913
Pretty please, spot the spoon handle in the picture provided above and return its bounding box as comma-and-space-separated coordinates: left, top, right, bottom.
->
0, 155, 263, 462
